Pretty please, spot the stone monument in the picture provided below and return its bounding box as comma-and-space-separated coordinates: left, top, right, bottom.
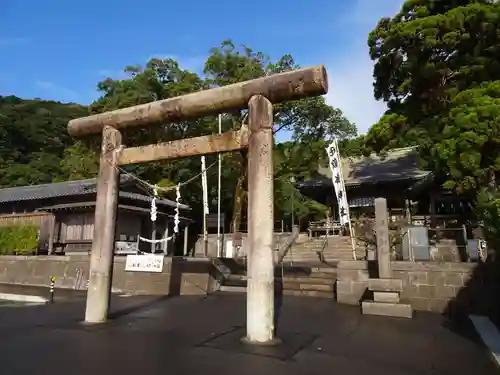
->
361, 198, 413, 318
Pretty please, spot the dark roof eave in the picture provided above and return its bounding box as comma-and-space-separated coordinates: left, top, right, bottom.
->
296, 173, 431, 189
37, 202, 193, 222
0, 188, 190, 211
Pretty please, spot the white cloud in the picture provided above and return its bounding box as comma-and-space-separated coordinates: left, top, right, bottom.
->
325, 0, 404, 134
35, 80, 79, 102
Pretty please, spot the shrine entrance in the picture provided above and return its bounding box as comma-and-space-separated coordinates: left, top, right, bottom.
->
67, 65, 328, 344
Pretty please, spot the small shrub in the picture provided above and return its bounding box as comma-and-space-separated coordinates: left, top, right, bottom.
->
476, 188, 500, 254
353, 215, 405, 258
0, 224, 38, 255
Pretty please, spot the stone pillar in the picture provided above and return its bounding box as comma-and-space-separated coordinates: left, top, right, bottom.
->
362, 197, 413, 319
245, 95, 277, 344
374, 197, 391, 278
85, 126, 122, 324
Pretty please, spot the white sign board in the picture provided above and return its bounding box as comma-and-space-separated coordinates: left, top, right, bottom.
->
125, 254, 164, 273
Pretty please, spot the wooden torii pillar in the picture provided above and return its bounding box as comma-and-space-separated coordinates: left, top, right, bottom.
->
67, 65, 328, 344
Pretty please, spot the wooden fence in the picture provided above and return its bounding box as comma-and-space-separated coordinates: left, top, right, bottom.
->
0, 212, 53, 228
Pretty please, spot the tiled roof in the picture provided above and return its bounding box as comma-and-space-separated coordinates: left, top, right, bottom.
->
317, 146, 430, 187
0, 176, 190, 210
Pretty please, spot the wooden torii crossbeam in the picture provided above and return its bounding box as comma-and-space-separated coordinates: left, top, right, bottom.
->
68, 65, 328, 345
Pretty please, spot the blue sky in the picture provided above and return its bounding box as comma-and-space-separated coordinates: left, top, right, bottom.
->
0, 0, 403, 136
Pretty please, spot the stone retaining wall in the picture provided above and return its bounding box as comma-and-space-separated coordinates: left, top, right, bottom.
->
0, 255, 218, 296
336, 260, 478, 314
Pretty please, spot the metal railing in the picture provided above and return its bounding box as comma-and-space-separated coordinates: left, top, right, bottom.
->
315, 235, 329, 263
276, 225, 300, 264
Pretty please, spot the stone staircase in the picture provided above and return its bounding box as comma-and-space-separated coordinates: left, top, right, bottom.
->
282, 236, 365, 263
216, 259, 337, 298
214, 259, 337, 298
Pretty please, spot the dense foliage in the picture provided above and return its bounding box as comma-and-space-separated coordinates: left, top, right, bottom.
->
365, 0, 500, 195
363, 0, 500, 247
0, 40, 361, 229
0, 96, 88, 186
0, 224, 38, 255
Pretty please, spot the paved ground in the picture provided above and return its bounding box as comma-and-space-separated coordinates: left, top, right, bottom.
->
0, 288, 496, 375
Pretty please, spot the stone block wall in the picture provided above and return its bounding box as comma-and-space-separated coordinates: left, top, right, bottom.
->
336, 260, 476, 314
0, 255, 218, 296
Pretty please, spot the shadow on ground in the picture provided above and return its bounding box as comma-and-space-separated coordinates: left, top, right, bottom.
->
0, 289, 496, 375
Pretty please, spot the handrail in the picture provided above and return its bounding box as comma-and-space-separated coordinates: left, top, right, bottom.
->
316, 235, 329, 263
277, 226, 300, 264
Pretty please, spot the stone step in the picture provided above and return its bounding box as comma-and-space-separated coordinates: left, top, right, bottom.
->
226, 272, 337, 283
287, 250, 359, 254
283, 255, 356, 262
282, 282, 334, 292
219, 286, 335, 299
282, 289, 334, 298
361, 301, 413, 319
219, 285, 245, 293
282, 276, 336, 285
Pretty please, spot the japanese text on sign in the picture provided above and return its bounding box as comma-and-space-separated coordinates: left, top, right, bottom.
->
125, 254, 164, 273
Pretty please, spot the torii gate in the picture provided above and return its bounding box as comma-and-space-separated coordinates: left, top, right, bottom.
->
67, 65, 328, 344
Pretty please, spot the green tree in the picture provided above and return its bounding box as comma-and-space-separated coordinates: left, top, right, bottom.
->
58, 141, 99, 181
87, 40, 357, 228
365, 0, 500, 194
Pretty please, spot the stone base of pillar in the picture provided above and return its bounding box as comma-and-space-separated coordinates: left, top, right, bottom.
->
362, 277, 414, 319
240, 336, 282, 347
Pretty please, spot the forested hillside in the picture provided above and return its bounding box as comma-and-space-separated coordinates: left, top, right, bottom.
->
0, 95, 88, 187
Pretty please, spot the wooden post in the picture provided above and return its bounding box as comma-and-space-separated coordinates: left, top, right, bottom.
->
430, 193, 437, 228
162, 224, 169, 254
244, 95, 277, 345
405, 198, 412, 224
183, 224, 189, 256
84, 126, 122, 324
47, 213, 56, 255
374, 198, 391, 278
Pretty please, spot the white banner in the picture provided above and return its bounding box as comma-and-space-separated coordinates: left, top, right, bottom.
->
125, 254, 164, 273
326, 139, 351, 226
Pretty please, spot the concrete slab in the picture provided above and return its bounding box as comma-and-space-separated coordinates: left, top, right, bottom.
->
362, 301, 413, 319
0, 288, 496, 375
470, 315, 500, 368
0, 292, 48, 303
373, 291, 400, 304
